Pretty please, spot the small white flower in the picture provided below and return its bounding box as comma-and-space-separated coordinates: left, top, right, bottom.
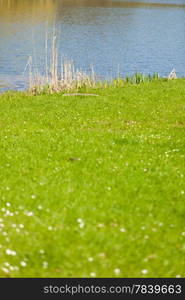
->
98, 253, 106, 259
48, 226, 53, 231
120, 228, 126, 232
88, 257, 94, 262
141, 269, 148, 275
1, 267, 9, 274
42, 261, 48, 269
31, 194, 36, 199
38, 205, 42, 210
4, 210, 10, 216
79, 223, 84, 228
90, 272, 96, 277
114, 268, 121, 275
39, 249, 45, 254
25, 211, 34, 217
19, 224, 24, 229
12, 224, 17, 228
5, 249, 17, 256
180, 191, 184, 195
20, 261, 27, 267
176, 275, 181, 278
6, 202, 11, 207
97, 223, 104, 228
181, 232, 185, 236
4, 262, 10, 267
77, 218, 83, 223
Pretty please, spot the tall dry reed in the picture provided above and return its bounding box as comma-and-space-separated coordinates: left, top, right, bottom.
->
24, 32, 97, 94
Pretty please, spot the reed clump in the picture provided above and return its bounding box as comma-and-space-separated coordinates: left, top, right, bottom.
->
25, 34, 97, 94
28, 59, 97, 94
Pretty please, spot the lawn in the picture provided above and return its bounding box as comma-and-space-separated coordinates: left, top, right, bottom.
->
0, 79, 184, 277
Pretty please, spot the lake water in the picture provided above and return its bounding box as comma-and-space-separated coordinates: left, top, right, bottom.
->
0, 0, 185, 91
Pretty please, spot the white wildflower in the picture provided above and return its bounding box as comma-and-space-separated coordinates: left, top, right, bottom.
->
114, 268, 121, 275
1, 267, 9, 274
42, 261, 48, 269
141, 269, 148, 275
5, 249, 17, 256
77, 218, 83, 223
88, 257, 94, 262
25, 211, 34, 217
97, 223, 104, 228
20, 261, 27, 267
79, 222, 84, 228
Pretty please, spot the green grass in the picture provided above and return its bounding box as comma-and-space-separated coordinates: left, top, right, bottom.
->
0, 79, 185, 278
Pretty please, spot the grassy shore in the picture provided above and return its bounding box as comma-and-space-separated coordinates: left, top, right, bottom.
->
0, 79, 184, 277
